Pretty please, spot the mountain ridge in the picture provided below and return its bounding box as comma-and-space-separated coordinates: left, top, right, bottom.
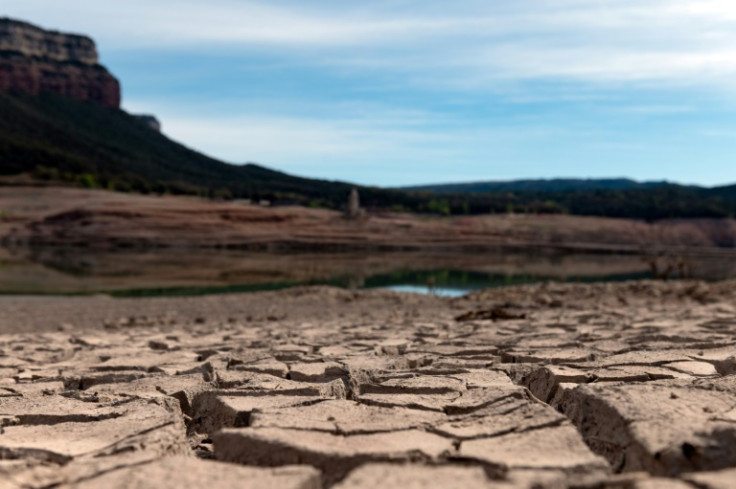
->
0, 17, 735, 221
400, 178, 720, 194
2, 89, 736, 220
0, 90, 401, 208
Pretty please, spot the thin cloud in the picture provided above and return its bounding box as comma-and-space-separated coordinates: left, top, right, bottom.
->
7, 0, 736, 87
4, 0, 736, 186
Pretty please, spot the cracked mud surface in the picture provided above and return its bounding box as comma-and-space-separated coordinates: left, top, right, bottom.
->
2, 280, 736, 488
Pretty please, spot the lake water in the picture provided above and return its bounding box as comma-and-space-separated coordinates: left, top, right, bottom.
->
0, 247, 734, 297
383, 285, 469, 297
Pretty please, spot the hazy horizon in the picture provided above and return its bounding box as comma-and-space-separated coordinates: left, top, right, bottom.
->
3, 1, 736, 187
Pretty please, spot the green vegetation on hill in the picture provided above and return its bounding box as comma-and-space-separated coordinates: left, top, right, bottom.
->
401, 186, 736, 220
0, 91, 388, 206
402, 178, 667, 193
403, 179, 736, 219
1, 91, 735, 220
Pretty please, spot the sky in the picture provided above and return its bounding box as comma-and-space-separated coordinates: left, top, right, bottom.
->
2, 0, 736, 187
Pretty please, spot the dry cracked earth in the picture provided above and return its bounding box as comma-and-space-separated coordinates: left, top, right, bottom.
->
2, 280, 736, 488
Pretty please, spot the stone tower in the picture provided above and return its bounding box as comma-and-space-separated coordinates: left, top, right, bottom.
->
347, 188, 360, 219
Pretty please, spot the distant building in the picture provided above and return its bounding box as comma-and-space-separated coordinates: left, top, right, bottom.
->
347, 188, 360, 219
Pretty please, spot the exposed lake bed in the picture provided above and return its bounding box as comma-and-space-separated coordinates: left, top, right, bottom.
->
2, 280, 736, 488
3, 186, 735, 298
3, 188, 736, 488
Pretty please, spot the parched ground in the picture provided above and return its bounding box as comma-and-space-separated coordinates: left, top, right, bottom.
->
2, 280, 736, 488
3, 186, 736, 253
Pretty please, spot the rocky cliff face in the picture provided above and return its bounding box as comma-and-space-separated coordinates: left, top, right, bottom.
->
0, 18, 120, 107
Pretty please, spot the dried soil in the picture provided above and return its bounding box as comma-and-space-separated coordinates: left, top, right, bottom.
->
3, 186, 736, 254
2, 280, 736, 488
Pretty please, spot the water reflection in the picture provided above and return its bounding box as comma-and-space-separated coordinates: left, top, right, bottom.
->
382, 285, 472, 297
0, 246, 734, 297
362, 268, 652, 297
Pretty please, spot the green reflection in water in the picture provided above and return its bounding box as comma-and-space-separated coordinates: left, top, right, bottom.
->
107, 269, 652, 298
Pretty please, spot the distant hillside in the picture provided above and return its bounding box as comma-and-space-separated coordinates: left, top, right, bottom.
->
398, 178, 736, 219
402, 178, 671, 194
2, 17, 736, 224
708, 183, 736, 201
0, 91, 393, 207
0, 17, 399, 208
1, 90, 735, 220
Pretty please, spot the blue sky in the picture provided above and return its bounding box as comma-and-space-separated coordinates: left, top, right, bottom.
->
3, 0, 736, 187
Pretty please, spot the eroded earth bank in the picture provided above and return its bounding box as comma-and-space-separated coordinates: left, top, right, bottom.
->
2, 280, 736, 488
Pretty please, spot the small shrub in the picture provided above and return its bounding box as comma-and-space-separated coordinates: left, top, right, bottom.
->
77, 173, 98, 188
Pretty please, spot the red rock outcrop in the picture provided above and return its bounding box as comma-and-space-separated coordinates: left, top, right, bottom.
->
0, 18, 120, 107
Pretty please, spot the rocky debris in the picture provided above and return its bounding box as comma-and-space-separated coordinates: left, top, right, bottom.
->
1, 281, 736, 487
0, 18, 120, 107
